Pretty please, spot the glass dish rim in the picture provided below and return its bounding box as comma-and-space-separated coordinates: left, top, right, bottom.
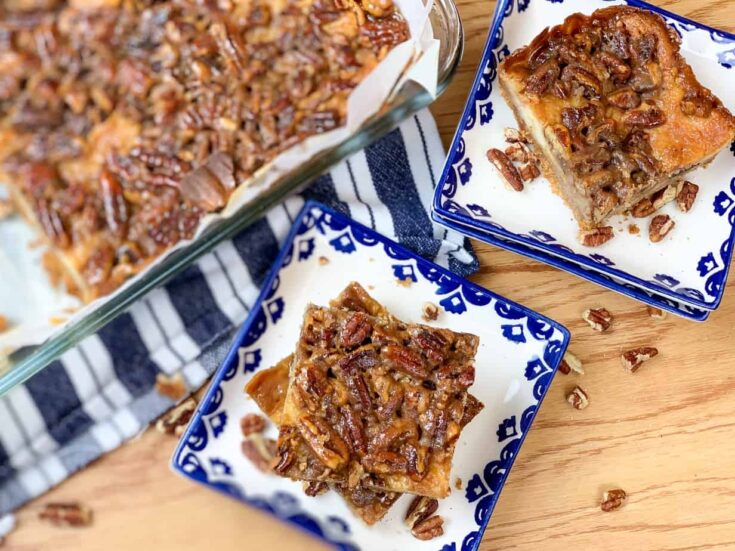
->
0, 0, 464, 396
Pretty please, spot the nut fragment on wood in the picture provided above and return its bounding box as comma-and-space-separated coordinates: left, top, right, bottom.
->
646, 306, 667, 320
582, 307, 613, 332
504, 127, 528, 143
558, 351, 584, 375
303, 481, 329, 497
621, 346, 659, 373
241, 433, 277, 473
240, 413, 267, 437
519, 162, 541, 182
154, 372, 188, 401
422, 302, 439, 322
487, 148, 524, 192
566, 386, 589, 410
579, 226, 614, 247
649, 214, 675, 243
411, 515, 444, 541
601, 488, 627, 512
405, 496, 439, 528
155, 397, 197, 436
39, 503, 93, 527
676, 181, 699, 213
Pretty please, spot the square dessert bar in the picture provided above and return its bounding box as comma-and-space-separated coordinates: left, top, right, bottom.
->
498, 6, 735, 229
272, 292, 481, 499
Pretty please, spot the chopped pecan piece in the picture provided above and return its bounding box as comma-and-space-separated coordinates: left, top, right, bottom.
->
566, 386, 589, 410
404, 496, 438, 528
621, 346, 658, 373
504, 142, 531, 163
621, 107, 666, 128
676, 181, 698, 213
155, 397, 196, 436
558, 351, 584, 375
487, 148, 524, 191
504, 127, 528, 143
303, 481, 329, 497
631, 197, 655, 218
601, 488, 627, 512
39, 503, 93, 527
421, 302, 439, 322
154, 372, 188, 401
649, 214, 675, 243
242, 433, 277, 473
582, 307, 613, 332
240, 413, 267, 436
519, 162, 541, 182
411, 515, 444, 540
579, 227, 614, 247
0, 316, 8, 334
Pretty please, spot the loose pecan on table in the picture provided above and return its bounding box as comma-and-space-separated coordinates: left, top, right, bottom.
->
582, 307, 613, 332
487, 148, 524, 192
558, 351, 584, 375
566, 386, 590, 410
600, 488, 627, 512
39, 503, 93, 527
621, 346, 658, 373
649, 214, 675, 243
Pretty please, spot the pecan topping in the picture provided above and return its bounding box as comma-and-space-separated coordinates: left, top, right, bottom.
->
240, 413, 267, 437
579, 226, 614, 247
404, 496, 439, 528
411, 515, 444, 540
601, 488, 627, 512
525, 60, 560, 95
676, 181, 698, 213
646, 306, 667, 320
582, 307, 613, 332
340, 406, 368, 454
155, 397, 196, 436
607, 87, 640, 110
487, 148, 524, 192
362, 450, 408, 474
39, 503, 93, 527
649, 214, 675, 243
340, 312, 373, 348
561, 65, 603, 97
566, 386, 589, 410
272, 444, 296, 475
384, 345, 429, 379
154, 372, 187, 401
504, 127, 528, 143
421, 302, 439, 322
621, 107, 666, 128
558, 351, 584, 375
413, 330, 448, 363
297, 414, 351, 470
621, 346, 658, 373
303, 481, 329, 497
242, 433, 277, 473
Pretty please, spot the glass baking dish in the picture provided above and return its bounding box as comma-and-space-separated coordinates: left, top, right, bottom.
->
0, 0, 463, 395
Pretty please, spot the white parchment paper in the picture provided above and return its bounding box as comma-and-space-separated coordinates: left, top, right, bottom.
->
0, 0, 439, 357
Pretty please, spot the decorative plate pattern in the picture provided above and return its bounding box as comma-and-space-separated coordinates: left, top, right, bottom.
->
172, 201, 570, 551
432, 0, 735, 313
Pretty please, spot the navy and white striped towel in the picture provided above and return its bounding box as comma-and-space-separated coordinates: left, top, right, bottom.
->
0, 109, 478, 516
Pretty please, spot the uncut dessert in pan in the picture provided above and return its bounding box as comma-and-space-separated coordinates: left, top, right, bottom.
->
497, 6, 735, 234
0, 0, 410, 302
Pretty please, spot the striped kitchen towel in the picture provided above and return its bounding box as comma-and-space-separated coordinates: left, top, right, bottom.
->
0, 110, 478, 516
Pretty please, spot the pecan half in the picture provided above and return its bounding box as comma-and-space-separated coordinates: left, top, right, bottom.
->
297, 414, 351, 470
362, 450, 408, 474
649, 214, 675, 243
631, 197, 655, 218
340, 312, 373, 348
621, 107, 666, 128
405, 496, 439, 528
601, 488, 627, 512
607, 87, 640, 110
558, 351, 584, 375
566, 386, 589, 410
240, 413, 267, 437
621, 346, 658, 373
384, 345, 428, 378
646, 306, 667, 320
582, 307, 613, 332
411, 515, 444, 540
340, 406, 367, 454
578, 226, 614, 247
676, 181, 698, 213
155, 397, 196, 436
519, 162, 541, 182
525, 60, 560, 95
487, 148, 524, 192
39, 503, 93, 527
241, 433, 277, 473
154, 372, 188, 401
561, 65, 602, 97
421, 302, 439, 322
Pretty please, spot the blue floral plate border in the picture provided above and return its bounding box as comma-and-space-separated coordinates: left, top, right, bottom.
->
432, 0, 735, 313
171, 200, 570, 550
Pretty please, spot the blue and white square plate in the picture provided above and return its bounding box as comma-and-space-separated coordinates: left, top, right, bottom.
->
172, 201, 570, 550
432, 0, 735, 315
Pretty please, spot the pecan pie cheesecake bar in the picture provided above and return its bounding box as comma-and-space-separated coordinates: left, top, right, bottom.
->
272, 294, 481, 499
498, 6, 735, 230
0, 0, 409, 301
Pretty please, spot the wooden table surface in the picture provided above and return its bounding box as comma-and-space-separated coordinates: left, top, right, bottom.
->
9, 1, 735, 549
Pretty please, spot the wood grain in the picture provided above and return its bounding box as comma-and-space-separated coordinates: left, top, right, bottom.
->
9, 1, 735, 549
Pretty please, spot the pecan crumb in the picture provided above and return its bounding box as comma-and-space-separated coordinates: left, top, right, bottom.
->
411, 515, 444, 540
155, 397, 197, 436
628, 223, 639, 235
487, 148, 524, 192
318, 256, 330, 266
405, 496, 439, 528
422, 302, 439, 322
0, 316, 7, 333
242, 433, 277, 473
601, 488, 627, 512
621, 346, 658, 373
303, 481, 329, 497
579, 226, 614, 247
649, 214, 675, 243
676, 181, 699, 213
396, 278, 412, 287
504, 142, 530, 163
504, 127, 528, 143
39, 503, 93, 527
646, 306, 667, 320
519, 162, 541, 182
154, 372, 188, 401
455, 477, 463, 490
240, 413, 267, 437
582, 307, 613, 332
567, 386, 589, 410
559, 351, 584, 375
